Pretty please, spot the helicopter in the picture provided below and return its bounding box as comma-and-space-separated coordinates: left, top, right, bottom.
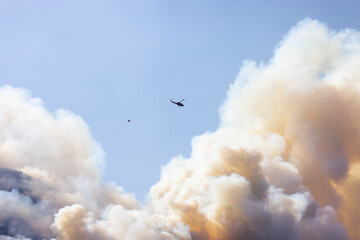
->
128, 98, 185, 123
170, 99, 185, 107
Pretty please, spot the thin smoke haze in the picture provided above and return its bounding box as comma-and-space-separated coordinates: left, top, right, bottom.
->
0, 19, 360, 239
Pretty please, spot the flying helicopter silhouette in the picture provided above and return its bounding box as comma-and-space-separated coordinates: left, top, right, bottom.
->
170, 99, 185, 107
128, 98, 185, 122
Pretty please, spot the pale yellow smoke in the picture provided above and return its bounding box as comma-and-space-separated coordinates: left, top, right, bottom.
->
221, 19, 360, 239
149, 19, 360, 239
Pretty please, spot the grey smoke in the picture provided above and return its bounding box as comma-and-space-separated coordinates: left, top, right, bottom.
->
0, 169, 54, 239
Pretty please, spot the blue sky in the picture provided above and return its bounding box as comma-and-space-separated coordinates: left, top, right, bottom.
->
1, 0, 360, 201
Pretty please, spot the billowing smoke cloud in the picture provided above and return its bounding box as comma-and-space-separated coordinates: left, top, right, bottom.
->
0, 87, 140, 239
1, 18, 360, 239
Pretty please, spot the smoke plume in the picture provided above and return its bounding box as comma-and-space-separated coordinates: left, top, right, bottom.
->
1, 18, 360, 239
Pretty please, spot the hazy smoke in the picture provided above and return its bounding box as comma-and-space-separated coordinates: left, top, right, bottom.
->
0, 87, 139, 240
1, 18, 360, 239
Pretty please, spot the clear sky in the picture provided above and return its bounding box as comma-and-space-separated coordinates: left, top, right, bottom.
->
1, 0, 360, 201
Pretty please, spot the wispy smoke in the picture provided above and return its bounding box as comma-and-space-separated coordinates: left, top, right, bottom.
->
0, 19, 360, 239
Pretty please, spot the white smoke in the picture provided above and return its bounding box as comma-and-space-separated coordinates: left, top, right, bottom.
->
1, 18, 360, 239
0, 86, 139, 239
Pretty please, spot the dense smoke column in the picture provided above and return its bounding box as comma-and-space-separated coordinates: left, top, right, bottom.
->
150, 19, 360, 240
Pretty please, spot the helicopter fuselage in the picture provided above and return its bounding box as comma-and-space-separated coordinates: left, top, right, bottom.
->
171, 99, 184, 107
